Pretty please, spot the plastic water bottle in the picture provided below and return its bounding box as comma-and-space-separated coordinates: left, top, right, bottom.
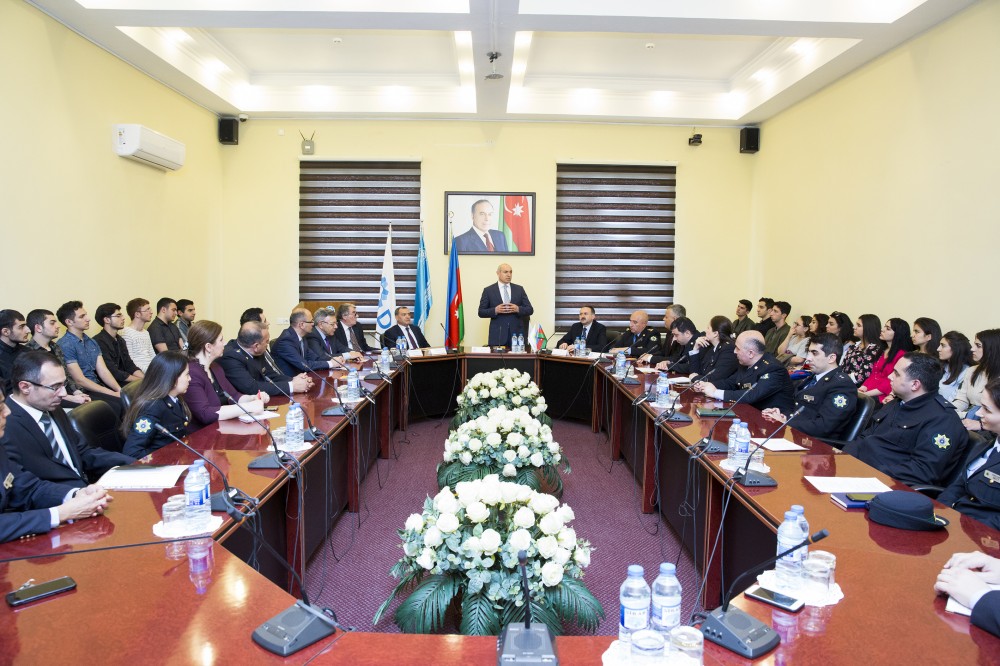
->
517, 334, 525, 352
347, 368, 360, 401
734, 421, 751, 468
396, 336, 406, 353
184, 461, 211, 530
285, 402, 304, 449
751, 435, 766, 467
655, 372, 671, 408
380, 347, 391, 372
775, 510, 806, 590
619, 565, 651, 643
791, 505, 809, 559
651, 562, 682, 636
615, 351, 628, 378
726, 419, 741, 462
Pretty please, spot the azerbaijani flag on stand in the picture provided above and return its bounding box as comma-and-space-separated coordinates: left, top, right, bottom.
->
528, 322, 547, 351
444, 233, 464, 348
413, 220, 433, 330
499, 194, 532, 253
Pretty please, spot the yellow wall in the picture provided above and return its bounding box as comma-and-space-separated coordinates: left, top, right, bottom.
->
0, 0, 223, 329
753, 0, 1000, 334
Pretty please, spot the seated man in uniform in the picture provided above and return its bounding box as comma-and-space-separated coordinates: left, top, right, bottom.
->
762, 332, 857, 440
843, 352, 969, 487
649, 317, 703, 372
695, 330, 795, 413
608, 310, 662, 358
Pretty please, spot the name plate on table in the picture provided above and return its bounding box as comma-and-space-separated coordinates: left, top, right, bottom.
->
551, 349, 569, 357
470, 346, 492, 354
427, 347, 448, 356
407, 349, 424, 357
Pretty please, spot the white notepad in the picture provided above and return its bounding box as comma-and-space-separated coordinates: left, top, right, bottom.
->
97, 464, 189, 491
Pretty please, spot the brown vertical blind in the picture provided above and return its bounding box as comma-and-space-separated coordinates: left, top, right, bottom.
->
554, 164, 676, 333
299, 161, 421, 326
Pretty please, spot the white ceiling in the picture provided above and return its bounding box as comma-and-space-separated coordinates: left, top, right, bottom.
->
28, 0, 976, 125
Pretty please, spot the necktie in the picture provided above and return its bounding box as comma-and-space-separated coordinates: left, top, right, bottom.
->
582, 326, 589, 340
484, 233, 495, 252
40, 413, 71, 469
349, 326, 362, 352
323, 335, 332, 354
300, 338, 306, 359
801, 375, 818, 391
502, 285, 510, 304
405, 326, 418, 349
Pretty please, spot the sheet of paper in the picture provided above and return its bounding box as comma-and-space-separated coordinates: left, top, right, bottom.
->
427, 347, 447, 356
470, 346, 491, 354
550, 349, 569, 357
804, 476, 893, 494
751, 437, 808, 452
407, 349, 424, 357
97, 464, 189, 490
238, 410, 280, 423
635, 367, 658, 374
946, 584, 1000, 616
668, 377, 692, 385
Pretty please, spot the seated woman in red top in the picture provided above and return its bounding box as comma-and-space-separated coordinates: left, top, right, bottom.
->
185, 320, 266, 428
859, 318, 914, 403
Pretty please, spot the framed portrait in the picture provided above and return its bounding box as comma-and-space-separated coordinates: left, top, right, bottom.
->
444, 191, 535, 256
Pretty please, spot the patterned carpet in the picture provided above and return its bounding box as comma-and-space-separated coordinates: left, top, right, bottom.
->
303, 416, 700, 635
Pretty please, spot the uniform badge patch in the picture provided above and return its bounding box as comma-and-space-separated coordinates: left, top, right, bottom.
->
833, 394, 848, 409
3, 473, 13, 490
134, 418, 152, 434
803, 395, 815, 403
933, 434, 951, 450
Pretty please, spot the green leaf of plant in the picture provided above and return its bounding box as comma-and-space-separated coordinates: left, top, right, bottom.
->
515, 467, 541, 491
460, 592, 501, 636
374, 568, 423, 626
394, 574, 460, 634
544, 578, 605, 633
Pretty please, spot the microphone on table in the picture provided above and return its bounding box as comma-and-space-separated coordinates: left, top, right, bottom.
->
497, 549, 558, 664
306, 367, 356, 421
262, 373, 325, 443
653, 369, 717, 425
153, 423, 256, 518
329, 357, 376, 405
731, 406, 805, 488
701, 529, 830, 658
692, 381, 758, 456
222, 389, 299, 472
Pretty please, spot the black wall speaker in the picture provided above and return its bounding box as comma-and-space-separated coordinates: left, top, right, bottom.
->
740, 127, 760, 154
218, 117, 239, 145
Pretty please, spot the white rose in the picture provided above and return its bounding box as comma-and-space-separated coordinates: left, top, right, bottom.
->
537, 396, 546, 405
503, 449, 517, 463
466, 389, 476, 401
405, 513, 424, 532
547, 441, 560, 454
541, 432, 553, 443
512, 395, 523, 405
481, 420, 497, 434
530, 452, 545, 468
437, 512, 460, 533
423, 525, 443, 547
518, 446, 530, 459
531, 407, 540, 416
524, 424, 539, 437
513, 506, 536, 528
479, 388, 490, 398
541, 561, 564, 587
515, 485, 533, 502
539, 512, 564, 535
460, 452, 473, 465
434, 488, 460, 514
509, 528, 532, 552
480, 528, 502, 554
507, 432, 523, 447
468, 438, 483, 452
479, 480, 502, 505
500, 482, 521, 504
557, 505, 575, 523
455, 481, 479, 507
501, 417, 515, 431
443, 451, 454, 462
529, 493, 559, 516
486, 432, 502, 446
503, 463, 517, 477
536, 535, 559, 559
553, 454, 561, 463
574, 547, 591, 567
466, 501, 490, 523
416, 548, 437, 571
462, 535, 483, 555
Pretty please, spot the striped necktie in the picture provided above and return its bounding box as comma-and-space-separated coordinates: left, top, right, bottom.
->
40, 412, 72, 469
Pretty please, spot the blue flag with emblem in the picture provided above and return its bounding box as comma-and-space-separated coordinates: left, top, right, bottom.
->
413, 220, 433, 331
375, 225, 397, 335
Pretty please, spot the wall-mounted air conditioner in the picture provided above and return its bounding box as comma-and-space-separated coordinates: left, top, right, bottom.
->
113, 124, 185, 171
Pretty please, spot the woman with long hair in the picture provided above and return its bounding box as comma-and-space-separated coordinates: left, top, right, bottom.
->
859, 318, 915, 403
826, 311, 855, 357
688, 315, 738, 381
912, 318, 943, 357
777, 315, 812, 366
810, 313, 829, 336
937, 331, 973, 404
121, 351, 192, 458
841, 314, 883, 386
185, 320, 267, 428
953, 329, 1000, 431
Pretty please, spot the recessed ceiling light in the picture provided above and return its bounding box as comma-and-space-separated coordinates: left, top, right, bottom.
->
645, 42, 655, 49
332, 37, 343, 44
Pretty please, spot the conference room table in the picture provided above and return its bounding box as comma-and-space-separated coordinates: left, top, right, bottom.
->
2, 348, 999, 663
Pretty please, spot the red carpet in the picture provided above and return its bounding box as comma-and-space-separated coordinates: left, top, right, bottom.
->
304, 417, 699, 635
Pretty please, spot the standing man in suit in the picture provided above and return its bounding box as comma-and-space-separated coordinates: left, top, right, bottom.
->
556, 306, 608, 352
383, 306, 430, 349
218, 321, 313, 398
2, 352, 133, 488
0, 393, 112, 544
477, 263, 534, 347
334, 302, 374, 354
609, 311, 662, 358
272, 307, 346, 376
453, 199, 509, 254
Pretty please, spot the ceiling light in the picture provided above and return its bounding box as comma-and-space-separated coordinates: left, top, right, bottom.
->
204, 58, 229, 74
790, 39, 815, 55
645, 42, 655, 49
163, 28, 191, 44
752, 69, 773, 82
485, 51, 503, 80
331, 37, 343, 44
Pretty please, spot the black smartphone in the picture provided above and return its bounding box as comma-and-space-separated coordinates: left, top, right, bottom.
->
744, 584, 804, 612
6, 577, 77, 607
846, 493, 877, 502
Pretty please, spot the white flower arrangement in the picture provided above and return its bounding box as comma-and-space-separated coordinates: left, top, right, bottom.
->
453, 369, 549, 426
374, 475, 602, 636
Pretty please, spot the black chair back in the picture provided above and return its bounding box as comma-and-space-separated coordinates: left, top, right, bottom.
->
120, 379, 142, 414
68, 400, 124, 453
842, 394, 877, 442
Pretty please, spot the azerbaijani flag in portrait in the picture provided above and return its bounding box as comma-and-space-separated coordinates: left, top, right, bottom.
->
499, 194, 532, 253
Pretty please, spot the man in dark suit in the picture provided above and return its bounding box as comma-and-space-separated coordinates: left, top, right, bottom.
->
382, 306, 431, 349
333, 303, 374, 354
453, 199, 508, 253
477, 263, 534, 347
1, 352, 133, 488
696, 331, 796, 413
608, 311, 662, 358
650, 317, 703, 372
556, 306, 607, 352
0, 393, 112, 543
762, 333, 858, 440
305, 307, 353, 362
272, 307, 345, 376
217, 321, 313, 398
